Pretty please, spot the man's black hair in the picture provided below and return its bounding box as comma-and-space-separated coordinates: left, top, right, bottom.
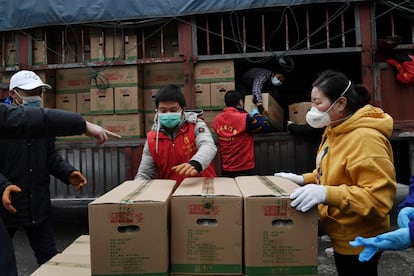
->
155, 84, 186, 108
224, 90, 242, 107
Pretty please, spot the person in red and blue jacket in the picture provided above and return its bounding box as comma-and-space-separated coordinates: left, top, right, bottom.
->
135, 85, 217, 186
214, 89, 272, 177
350, 175, 414, 261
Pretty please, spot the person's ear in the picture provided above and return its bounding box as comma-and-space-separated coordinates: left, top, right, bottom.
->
337, 96, 347, 113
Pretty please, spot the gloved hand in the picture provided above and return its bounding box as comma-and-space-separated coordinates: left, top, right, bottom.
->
172, 163, 198, 176
250, 108, 260, 117
69, 171, 87, 190
257, 104, 265, 114
290, 184, 326, 212
274, 172, 304, 185
350, 228, 411, 262
398, 207, 414, 228
2, 184, 22, 213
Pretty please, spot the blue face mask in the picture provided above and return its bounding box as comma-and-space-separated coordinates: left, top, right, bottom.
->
13, 90, 42, 107
271, 76, 282, 86
158, 111, 182, 128
22, 96, 42, 107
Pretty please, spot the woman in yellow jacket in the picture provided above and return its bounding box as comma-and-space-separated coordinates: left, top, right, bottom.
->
276, 69, 396, 276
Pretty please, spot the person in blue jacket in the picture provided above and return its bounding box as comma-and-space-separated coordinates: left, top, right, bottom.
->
350, 175, 414, 261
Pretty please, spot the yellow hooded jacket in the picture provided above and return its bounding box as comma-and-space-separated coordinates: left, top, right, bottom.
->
303, 104, 397, 255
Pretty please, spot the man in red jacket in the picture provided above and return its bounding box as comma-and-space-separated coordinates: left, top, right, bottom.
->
135, 85, 216, 186
214, 90, 272, 177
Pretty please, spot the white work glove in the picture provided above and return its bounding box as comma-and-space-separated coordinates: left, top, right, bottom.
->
290, 184, 326, 212
274, 172, 304, 185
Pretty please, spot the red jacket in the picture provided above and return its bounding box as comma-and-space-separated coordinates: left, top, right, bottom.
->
147, 122, 216, 184
214, 107, 255, 171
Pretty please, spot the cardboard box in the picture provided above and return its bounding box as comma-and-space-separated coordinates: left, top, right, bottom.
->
194, 83, 211, 109
235, 176, 318, 276
114, 86, 143, 114
94, 65, 143, 87
143, 63, 184, 88
89, 180, 176, 276
194, 60, 235, 83
90, 88, 114, 115
89, 34, 105, 62
171, 177, 243, 275
289, 102, 312, 125
144, 111, 156, 135
31, 253, 90, 276
76, 92, 91, 115
105, 35, 124, 61
124, 34, 139, 60
56, 68, 91, 92
62, 235, 90, 255
143, 88, 158, 111
94, 114, 145, 138
244, 93, 284, 131
56, 92, 77, 112
33, 40, 50, 65
210, 82, 235, 110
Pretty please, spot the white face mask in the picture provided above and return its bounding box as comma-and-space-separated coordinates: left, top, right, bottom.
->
306, 106, 332, 128
305, 80, 352, 128
271, 76, 282, 86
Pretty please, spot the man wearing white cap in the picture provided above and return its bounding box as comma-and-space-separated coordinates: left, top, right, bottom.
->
6, 70, 52, 106
0, 75, 120, 276
0, 70, 89, 266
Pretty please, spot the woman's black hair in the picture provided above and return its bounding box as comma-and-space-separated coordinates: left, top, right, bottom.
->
312, 69, 371, 113
224, 90, 242, 107
155, 84, 186, 108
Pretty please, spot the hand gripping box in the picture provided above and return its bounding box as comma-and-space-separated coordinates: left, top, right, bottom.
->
235, 176, 318, 276
244, 93, 284, 131
171, 177, 243, 275
88, 179, 176, 276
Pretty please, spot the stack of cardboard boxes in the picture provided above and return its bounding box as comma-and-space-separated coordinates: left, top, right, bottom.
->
194, 60, 236, 133
53, 65, 146, 140
31, 177, 318, 275
89, 30, 139, 62
90, 65, 145, 138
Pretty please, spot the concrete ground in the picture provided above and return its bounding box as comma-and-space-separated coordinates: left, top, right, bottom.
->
14, 184, 414, 276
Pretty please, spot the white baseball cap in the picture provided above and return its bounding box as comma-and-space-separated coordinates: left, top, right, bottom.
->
10, 70, 52, 91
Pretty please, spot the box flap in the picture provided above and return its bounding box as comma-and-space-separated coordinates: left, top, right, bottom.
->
172, 177, 242, 197
235, 175, 299, 197
89, 179, 176, 205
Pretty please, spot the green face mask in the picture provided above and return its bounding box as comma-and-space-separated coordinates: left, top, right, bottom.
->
158, 111, 182, 128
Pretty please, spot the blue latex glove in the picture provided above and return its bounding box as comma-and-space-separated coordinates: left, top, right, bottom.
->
250, 108, 259, 116
349, 228, 411, 262
289, 184, 326, 212
397, 207, 414, 228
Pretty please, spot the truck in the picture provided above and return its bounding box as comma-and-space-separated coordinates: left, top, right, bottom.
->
0, 0, 413, 202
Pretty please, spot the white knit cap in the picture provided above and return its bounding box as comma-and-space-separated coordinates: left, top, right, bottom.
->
10, 70, 52, 90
